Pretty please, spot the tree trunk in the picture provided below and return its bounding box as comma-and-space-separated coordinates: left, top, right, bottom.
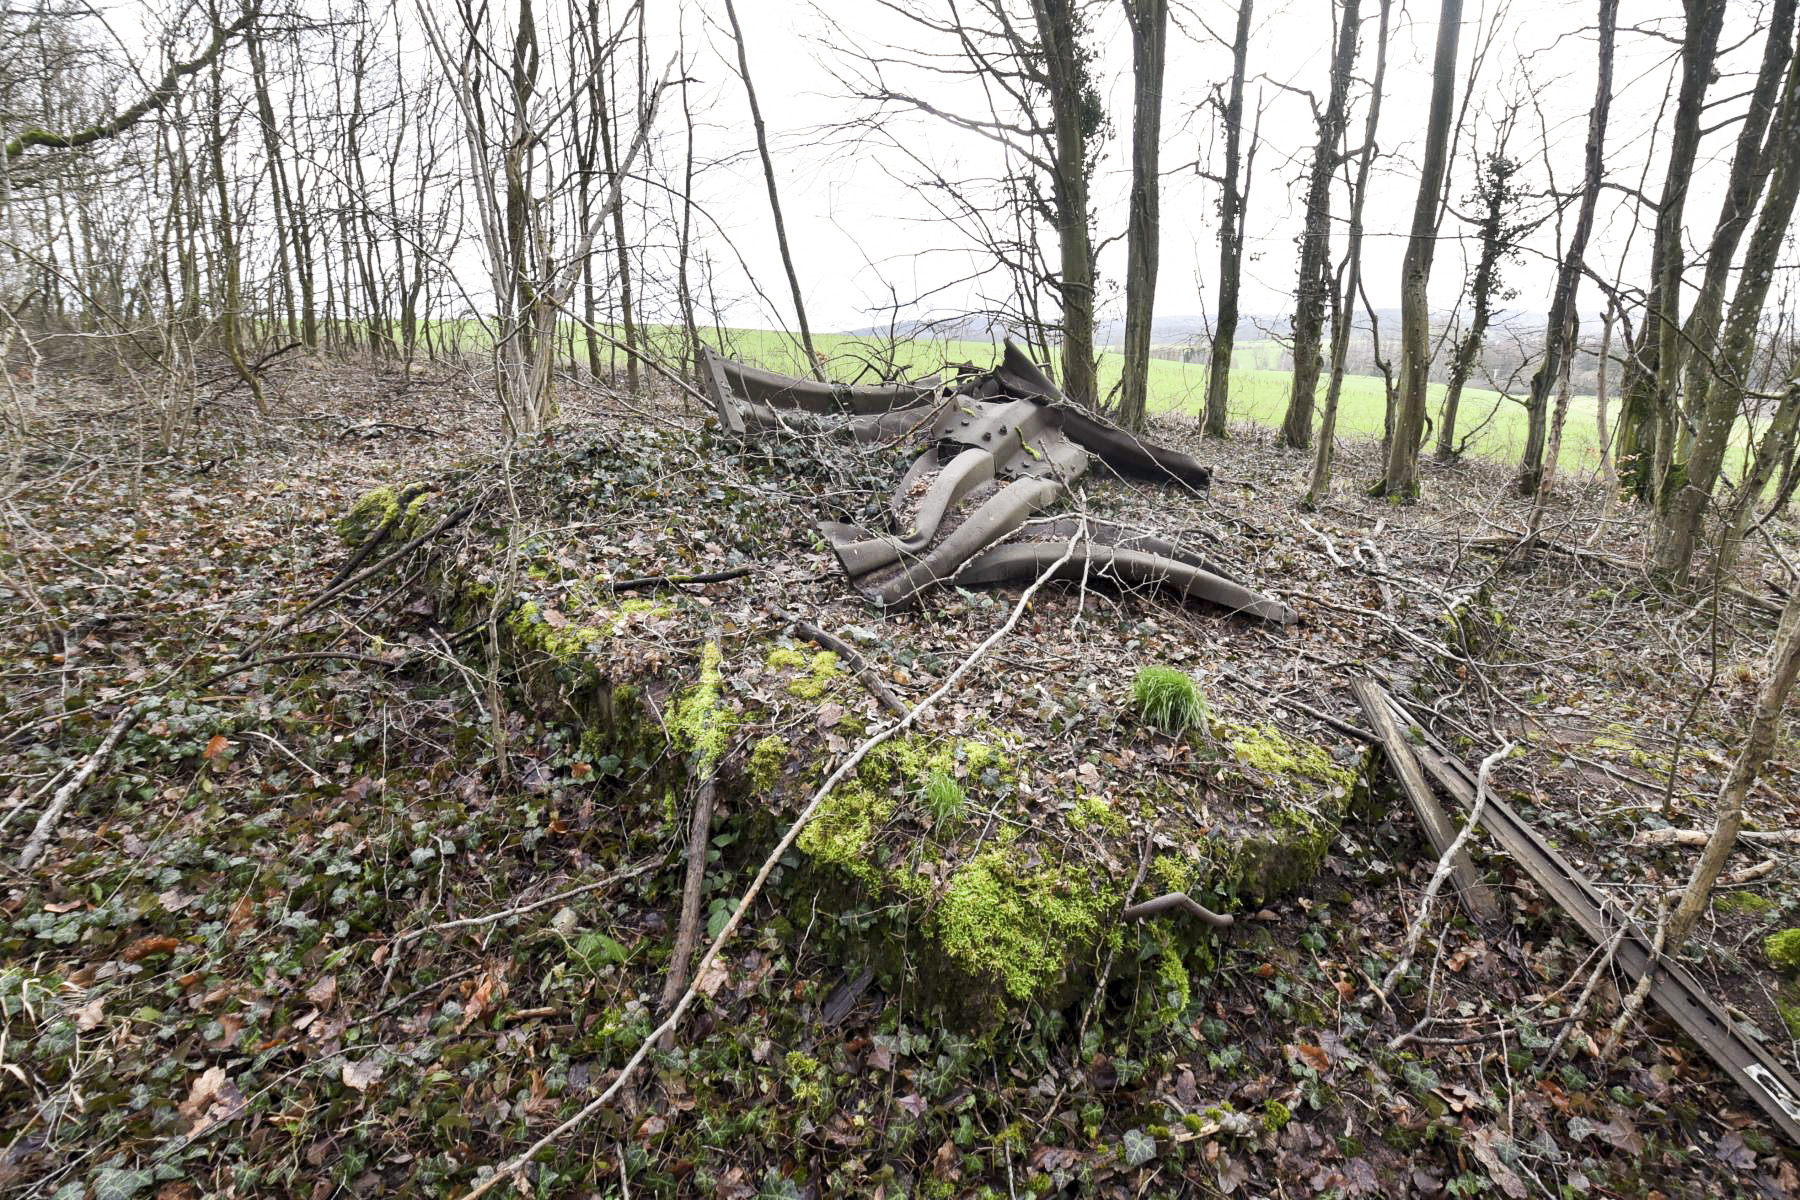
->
1031, 0, 1099, 409
1306, 0, 1391, 508
1436, 151, 1518, 460
596, 62, 639, 392
1666, 583, 1800, 950
1677, 0, 1795, 436
1279, 0, 1361, 449
1595, 310, 1615, 484
1118, 0, 1169, 433
1379, 0, 1462, 498
722, 0, 825, 383
1203, 0, 1253, 439
1515, 0, 1616, 497
1616, 0, 1727, 501
1653, 46, 1800, 584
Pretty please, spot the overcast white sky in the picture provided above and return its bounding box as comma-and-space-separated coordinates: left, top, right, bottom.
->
666, 0, 1780, 336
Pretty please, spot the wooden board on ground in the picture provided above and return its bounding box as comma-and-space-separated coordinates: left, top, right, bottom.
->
1351, 678, 1501, 925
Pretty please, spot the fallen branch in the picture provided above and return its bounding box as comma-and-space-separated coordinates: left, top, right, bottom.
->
18, 704, 143, 869
458, 523, 1086, 1199
389, 856, 659, 948
658, 777, 718, 1049
774, 606, 909, 717
1119, 892, 1234, 928
1634, 827, 1800, 847
610, 567, 752, 592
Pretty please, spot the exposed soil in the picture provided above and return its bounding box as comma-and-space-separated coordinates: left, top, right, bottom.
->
3, 359, 1799, 1199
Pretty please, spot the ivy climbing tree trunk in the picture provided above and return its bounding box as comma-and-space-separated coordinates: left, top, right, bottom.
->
1279, 0, 1361, 450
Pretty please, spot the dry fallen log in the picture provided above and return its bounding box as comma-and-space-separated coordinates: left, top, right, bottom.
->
659, 777, 718, 1049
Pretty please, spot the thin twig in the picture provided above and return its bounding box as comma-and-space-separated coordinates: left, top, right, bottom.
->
1377, 741, 1513, 1003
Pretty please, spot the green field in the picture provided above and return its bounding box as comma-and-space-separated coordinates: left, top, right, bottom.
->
697, 326, 1626, 476
430, 319, 1760, 479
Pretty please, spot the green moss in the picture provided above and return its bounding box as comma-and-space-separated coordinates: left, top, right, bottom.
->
669, 641, 737, 774
338, 486, 401, 546
505, 600, 607, 665
1151, 853, 1196, 893
935, 849, 1119, 1001
1779, 981, 1800, 1038
766, 644, 842, 699
1716, 891, 1777, 917
963, 740, 1003, 774
609, 597, 671, 635
796, 780, 892, 887
1132, 666, 1209, 734
1068, 792, 1127, 835
1156, 940, 1191, 1016
1765, 928, 1800, 972
1226, 723, 1355, 793
748, 735, 790, 792
765, 646, 808, 672
1262, 1100, 1292, 1133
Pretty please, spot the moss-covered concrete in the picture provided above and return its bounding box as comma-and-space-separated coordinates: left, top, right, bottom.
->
341, 431, 1367, 1026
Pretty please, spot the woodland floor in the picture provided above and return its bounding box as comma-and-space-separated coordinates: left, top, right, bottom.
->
4, 356, 1800, 1200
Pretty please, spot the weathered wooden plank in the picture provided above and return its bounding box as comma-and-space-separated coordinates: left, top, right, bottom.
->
1351, 678, 1500, 924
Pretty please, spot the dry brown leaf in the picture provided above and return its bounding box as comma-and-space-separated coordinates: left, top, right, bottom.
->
304, 974, 338, 1009
122, 935, 179, 962
72, 996, 104, 1031
341, 1058, 383, 1091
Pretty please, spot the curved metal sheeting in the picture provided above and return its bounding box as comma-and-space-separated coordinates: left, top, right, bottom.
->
955, 541, 1297, 625
706, 340, 1290, 623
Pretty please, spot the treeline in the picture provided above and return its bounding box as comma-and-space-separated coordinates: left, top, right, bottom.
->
5, 0, 1800, 583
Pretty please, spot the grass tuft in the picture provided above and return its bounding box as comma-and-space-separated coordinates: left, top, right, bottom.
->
922, 769, 967, 827
1132, 666, 1209, 735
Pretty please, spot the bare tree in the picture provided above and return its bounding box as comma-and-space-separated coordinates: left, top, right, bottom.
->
1615, 0, 1726, 502
1653, 41, 1800, 583
1513, 0, 1615, 500
1117, 0, 1168, 432
1201, 0, 1254, 439
1279, 0, 1361, 450
722, 0, 824, 382
1305, 0, 1391, 508
1378, 0, 1463, 498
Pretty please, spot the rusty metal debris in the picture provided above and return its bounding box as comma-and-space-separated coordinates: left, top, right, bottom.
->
1364, 680, 1800, 1148
702, 341, 1295, 622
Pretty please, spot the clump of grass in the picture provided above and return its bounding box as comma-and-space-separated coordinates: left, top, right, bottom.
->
1132, 666, 1209, 735
922, 769, 967, 827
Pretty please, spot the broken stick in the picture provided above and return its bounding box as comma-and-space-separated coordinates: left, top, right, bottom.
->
19, 703, 143, 870
658, 776, 717, 1049
1120, 892, 1234, 928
